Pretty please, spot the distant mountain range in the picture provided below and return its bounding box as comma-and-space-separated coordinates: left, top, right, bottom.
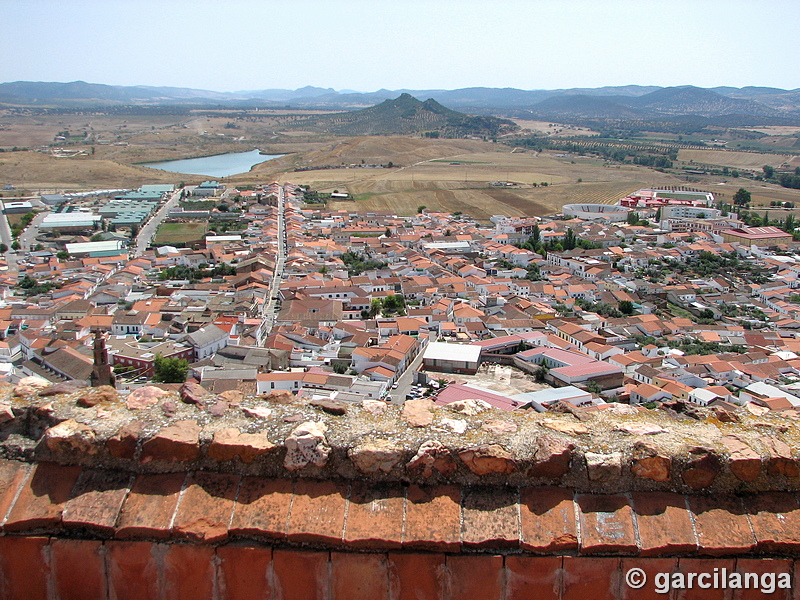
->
2, 80, 800, 123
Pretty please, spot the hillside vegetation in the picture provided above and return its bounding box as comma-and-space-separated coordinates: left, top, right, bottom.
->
311, 94, 517, 137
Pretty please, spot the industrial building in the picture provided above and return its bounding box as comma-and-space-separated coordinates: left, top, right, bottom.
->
422, 342, 481, 374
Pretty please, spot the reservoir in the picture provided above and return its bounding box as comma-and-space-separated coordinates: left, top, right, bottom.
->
144, 149, 283, 178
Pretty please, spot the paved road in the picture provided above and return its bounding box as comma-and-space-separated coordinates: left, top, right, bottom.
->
261, 186, 288, 340
19, 211, 48, 253
0, 211, 18, 272
134, 188, 183, 256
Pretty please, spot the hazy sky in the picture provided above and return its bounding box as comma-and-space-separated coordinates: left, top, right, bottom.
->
2, 0, 798, 92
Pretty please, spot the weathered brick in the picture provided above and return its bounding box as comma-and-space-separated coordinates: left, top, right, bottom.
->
0, 460, 30, 527
445, 555, 504, 600
562, 557, 621, 600
4, 462, 82, 531
745, 492, 800, 553
673, 558, 736, 600
403, 484, 461, 552
207, 427, 276, 463
576, 493, 638, 555
172, 471, 239, 543
106, 541, 161, 600
229, 476, 292, 539
51, 538, 107, 600
62, 468, 131, 535
0, 536, 50, 600
106, 421, 143, 459
115, 472, 186, 539
388, 552, 446, 600
331, 552, 389, 600
217, 544, 272, 600
287, 479, 347, 545
688, 495, 756, 556
765, 438, 799, 478
721, 435, 762, 482
344, 482, 404, 549
732, 558, 792, 600
273, 549, 329, 600
519, 486, 578, 553
619, 558, 678, 600
462, 486, 520, 548
632, 492, 698, 556
505, 555, 562, 600
140, 419, 201, 463
162, 543, 215, 599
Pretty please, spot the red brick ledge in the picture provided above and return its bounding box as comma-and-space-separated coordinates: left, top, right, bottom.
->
2, 460, 800, 557
0, 537, 797, 600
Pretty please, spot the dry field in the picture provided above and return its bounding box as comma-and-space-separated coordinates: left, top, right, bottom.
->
0, 150, 176, 190
678, 148, 793, 169
254, 136, 686, 219
3, 109, 797, 222
744, 126, 800, 136
510, 120, 599, 137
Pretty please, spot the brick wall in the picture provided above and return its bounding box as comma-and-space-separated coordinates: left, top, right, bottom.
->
2, 538, 797, 600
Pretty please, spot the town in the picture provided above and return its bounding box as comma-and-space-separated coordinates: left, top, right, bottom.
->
3, 178, 800, 417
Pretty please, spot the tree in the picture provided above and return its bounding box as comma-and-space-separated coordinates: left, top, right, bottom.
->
0, 244, 7, 254
332, 362, 348, 374
619, 300, 634, 315
153, 355, 188, 383
763, 165, 775, 179
417, 205, 426, 214
733, 188, 751, 206
564, 228, 577, 250
56, 250, 69, 260
11, 241, 20, 251
586, 381, 602, 395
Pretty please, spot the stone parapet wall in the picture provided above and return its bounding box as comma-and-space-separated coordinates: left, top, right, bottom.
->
2, 378, 800, 599
2, 378, 800, 494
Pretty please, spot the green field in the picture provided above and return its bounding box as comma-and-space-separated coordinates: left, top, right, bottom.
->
153, 222, 208, 245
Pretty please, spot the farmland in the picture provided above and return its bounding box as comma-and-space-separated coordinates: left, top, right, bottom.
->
677, 148, 794, 169
2, 106, 800, 222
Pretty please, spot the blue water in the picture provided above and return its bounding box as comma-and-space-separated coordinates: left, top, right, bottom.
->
144, 149, 283, 177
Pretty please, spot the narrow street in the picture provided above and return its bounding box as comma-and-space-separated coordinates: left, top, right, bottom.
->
261, 185, 287, 339
134, 188, 183, 256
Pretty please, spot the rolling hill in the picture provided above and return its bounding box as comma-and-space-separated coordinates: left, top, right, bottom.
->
312, 94, 518, 137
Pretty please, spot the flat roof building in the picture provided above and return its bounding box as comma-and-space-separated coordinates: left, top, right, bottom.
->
422, 342, 481, 374
719, 226, 793, 247
40, 212, 101, 231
